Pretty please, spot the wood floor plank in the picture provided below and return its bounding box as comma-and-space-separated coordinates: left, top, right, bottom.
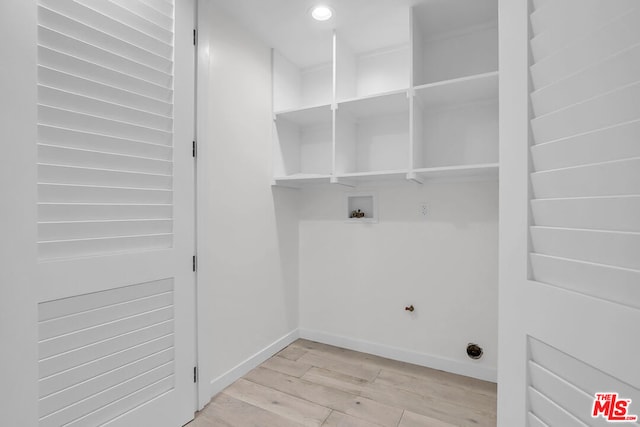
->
371, 360, 497, 397
296, 340, 496, 398
201, 393, 304, 427
188, 411, 234, 427
322, 410, 386, 427
294, 340, 411, 373
296, 351, 380, 382
328, 394, 404, 427
185, 413, 225, 427
288, 339, 321, 350
278, 344, 309, 361
197, 415, 234, 427
375, 369, 496, 411
291, 339, 346, 353
381, 363, 497, 398
294, 340, 388, 370
398, 410, 458, 427
246, 365, 402, 426
360, 382, 496, 427
224, 378, 331, 427
301, 367, 369, 395
260, 355, 313, 377
245, 366, 357, 408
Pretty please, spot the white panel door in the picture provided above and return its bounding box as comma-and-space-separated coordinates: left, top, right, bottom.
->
499, 1, 640, 426
1, 0, 196, 426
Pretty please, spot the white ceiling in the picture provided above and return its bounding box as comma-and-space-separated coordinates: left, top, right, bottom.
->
206, 0, 497, 69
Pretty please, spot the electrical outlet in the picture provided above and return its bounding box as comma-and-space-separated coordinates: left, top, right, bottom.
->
420, 203, 428, 217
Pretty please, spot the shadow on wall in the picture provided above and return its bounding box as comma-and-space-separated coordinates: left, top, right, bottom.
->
272, 186, 301, 327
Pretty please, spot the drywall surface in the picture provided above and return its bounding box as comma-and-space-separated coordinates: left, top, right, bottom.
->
298, 181, 498, 380
0, 1, 39, 424
197, 3, 300, 405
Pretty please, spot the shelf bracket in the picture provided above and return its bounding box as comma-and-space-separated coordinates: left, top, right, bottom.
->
406, 172, 424, 184
330, 176, 355, 188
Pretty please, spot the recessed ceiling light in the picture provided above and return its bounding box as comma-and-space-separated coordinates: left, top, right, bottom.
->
311, 5, 333, 21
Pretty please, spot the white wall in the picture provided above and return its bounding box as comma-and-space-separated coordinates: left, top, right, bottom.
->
0, 1, 38, 424
298, 181, 498, 381
196, 3, 300, 407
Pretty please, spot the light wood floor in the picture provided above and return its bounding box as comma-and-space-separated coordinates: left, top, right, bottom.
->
187, 339, 497, 427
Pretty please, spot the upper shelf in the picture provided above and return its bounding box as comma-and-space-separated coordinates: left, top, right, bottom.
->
336, 40, 411, 102
414, 72, 498, 110
412, 0, 498, 86
412, 163, 499, 181
334, 169, 410, 185
412, 0, 498, 42
337, 89, 410, 119
274, 164, 499, 188
273, 50, 333, 113
272, 0, 499, 188
273, 173, 332, 188
275, 104, 332, 126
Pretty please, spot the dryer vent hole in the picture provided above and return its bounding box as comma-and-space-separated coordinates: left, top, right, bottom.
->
467, 343, 483, 360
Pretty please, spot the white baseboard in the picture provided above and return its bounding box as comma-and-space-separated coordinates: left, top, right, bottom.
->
298, 328, 497, 383
206, 329, 299, 400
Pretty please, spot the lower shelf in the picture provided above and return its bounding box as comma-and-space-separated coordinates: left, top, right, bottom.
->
272, 174, 332, 187
333, 170, 409, 186
411, 163, 499, 181
272, 164, 499, 187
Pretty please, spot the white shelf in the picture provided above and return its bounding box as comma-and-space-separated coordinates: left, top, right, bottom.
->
273, 49, 333, 112
336, 91, 410, 175
272, 1, 499, 188
275, 104, 332, 126
412, 0, 498, 86
337, 169, 409, 178
412, 72, 498, 170
273, 105, 333, 178
273, 174, 332, 187
334, 169, 409, 184
411, 163, 499, 181
336, 29, 411, 101
272, 164, 496, 188
337, 90, 410, 118
414, 71, 498, 110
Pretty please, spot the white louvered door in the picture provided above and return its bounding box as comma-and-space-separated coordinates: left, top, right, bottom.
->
33, 0, 196, 426
499, 1, 640, 426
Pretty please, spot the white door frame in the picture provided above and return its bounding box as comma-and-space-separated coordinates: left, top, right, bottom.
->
0, 0, 39, 424
194, 0, 212, 409
497, 0, 530, 424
